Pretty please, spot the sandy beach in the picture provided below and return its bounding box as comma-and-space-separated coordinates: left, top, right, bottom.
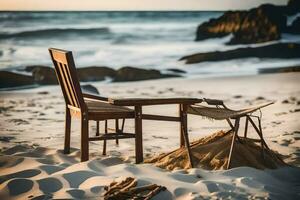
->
1, 72, 300, 199
1, 1, 300, 199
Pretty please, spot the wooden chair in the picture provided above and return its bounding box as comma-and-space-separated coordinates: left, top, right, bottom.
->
49, 48, 202, 164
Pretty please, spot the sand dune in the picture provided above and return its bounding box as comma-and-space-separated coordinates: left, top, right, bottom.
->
0, 145, 299, 200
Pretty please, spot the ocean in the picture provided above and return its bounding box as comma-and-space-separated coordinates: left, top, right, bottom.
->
1, 11, 300, 78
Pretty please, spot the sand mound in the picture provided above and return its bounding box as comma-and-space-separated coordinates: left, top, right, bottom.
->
145, 131, 286, 170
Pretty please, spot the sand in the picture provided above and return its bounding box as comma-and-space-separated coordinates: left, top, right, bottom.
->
1, 72, 300, 199
145, 130, 286, 170
0, 145, 299, 199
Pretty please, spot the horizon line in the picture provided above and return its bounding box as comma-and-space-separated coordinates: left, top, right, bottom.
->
0, 9, 236, 12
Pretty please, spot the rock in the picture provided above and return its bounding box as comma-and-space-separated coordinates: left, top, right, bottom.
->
196, 11, 243, 40
24, 65, 50, 72
179, 43, 300, 64
32, 66, 57, 85
259, 65, 300, 74
28, 65, 116, 84
77, 66, 116, 81
166, 68, 186, 74
81, 84, 99, 94
286, 0, 300, 15
286, 17, 300, 34
0, 71, 35, 88
228, 24, 279, 45
114, 66, 180, 82
196, 4, 287, 45
1, 65, 180, 90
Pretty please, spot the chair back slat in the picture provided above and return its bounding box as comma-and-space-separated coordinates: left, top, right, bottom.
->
60, 62, 79, 107
57, 62, 78, 107
49, 48, 85, 109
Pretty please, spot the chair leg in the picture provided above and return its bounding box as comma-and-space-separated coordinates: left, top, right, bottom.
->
81, 113, 89, 162
247, 116, 270, 151
64, 107, 71, 154
227, 117, 240, 169
247, 116, 267, 159
96, 121, 100, 136
115, 119, 119, 145
121, 119, 125, 132
244, 117, 249, 139
103, 120, 107, 155
225, 118, 234, 130
180, 104, 194, 168
258, 117, 265, 160
135, 106, 143, 164
179, 105, 185, 148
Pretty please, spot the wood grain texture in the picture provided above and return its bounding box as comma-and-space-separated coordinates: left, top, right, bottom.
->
109, 97, 202, 106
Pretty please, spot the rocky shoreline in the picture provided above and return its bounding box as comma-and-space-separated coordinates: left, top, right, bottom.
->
179, 42, 300, 64
0, 66, 180, 89
195, 0, 300, 45
180, 0, 300, 67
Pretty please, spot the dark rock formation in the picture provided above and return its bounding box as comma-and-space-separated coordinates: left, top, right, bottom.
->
29, 66, 115, 85
24, 65, 50, 72
32, 66, 57, 85
166, 68, 186, 74
286, 17, 300, 34
196, 4, 287, 44
1, 65, 179, 89
179, 43, 300, 64
77, 66, 116, 81
259, 65, 300, 74
81, 84, 99, 94
114, 66, 179, 82
0, 71, 35, 88
286, 0, 300, 15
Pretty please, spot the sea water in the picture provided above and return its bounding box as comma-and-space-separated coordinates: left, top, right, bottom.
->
1, 11, 300, 78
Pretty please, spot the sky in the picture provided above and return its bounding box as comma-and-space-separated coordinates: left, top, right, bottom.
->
0, 0, 289, 11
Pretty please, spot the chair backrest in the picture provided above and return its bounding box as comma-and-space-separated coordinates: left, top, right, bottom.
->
49, 48, 85, 109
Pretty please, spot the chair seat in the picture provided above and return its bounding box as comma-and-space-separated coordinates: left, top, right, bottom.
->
188, 102, 274, 120
85, 99, 135, 120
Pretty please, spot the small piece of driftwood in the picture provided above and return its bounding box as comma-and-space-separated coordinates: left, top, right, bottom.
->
103, 177, 166, 200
